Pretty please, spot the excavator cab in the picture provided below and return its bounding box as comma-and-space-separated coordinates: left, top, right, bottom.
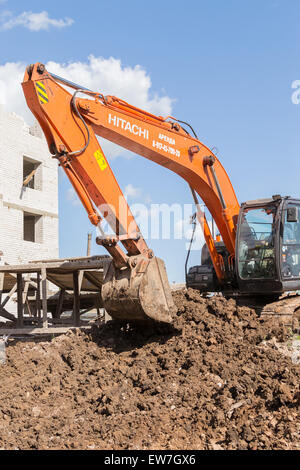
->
187, 196, 300, 297
236, 195, 300, 295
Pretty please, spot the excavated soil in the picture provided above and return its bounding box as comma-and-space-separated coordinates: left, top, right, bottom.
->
0, 289, 299, 450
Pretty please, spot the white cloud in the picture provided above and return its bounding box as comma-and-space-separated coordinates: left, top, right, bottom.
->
0, 55, 174, 158
46, 55, 173, 116
124, 184, 141, 200
0, 10, 74, 31
0, 61, 26, 119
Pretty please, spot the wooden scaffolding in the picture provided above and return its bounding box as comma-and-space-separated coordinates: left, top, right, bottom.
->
0, 255, 111, 335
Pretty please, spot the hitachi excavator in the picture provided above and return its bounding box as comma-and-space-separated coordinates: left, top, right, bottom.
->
22, 63, 300, 323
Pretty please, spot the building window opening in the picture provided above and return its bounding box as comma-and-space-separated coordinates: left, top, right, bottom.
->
23, 157, 42, 190
23, 212, 43, 243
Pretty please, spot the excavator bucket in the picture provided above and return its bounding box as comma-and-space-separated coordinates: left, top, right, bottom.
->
101, 256, 176, 323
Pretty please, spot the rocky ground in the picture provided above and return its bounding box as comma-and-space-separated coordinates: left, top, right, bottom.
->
0, 289, 299, 450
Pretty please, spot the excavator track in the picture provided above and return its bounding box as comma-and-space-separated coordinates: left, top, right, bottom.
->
236, 294, 300, 328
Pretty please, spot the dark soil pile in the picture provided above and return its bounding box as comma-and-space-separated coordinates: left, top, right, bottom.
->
0, 289, 299, 450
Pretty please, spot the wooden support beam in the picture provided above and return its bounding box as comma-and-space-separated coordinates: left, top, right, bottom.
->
73, 271, 80, 327
41, 267, 48, 329
36, 272, 41, 326
22, 274, 31, 316
0, 307, 16, 322
17, 274, 23, 328
1, 283, 17, 308
54, 288, 65, 319
25, 298, 33, 318
78, 270, 84, 291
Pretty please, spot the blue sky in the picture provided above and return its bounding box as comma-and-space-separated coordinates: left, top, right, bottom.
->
1, 0, 300, 282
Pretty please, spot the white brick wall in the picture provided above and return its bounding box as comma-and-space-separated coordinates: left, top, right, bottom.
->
0, 105, 59, 265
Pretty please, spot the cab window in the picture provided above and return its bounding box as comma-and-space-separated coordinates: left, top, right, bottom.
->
238, 206, 276, 279
282, 205, 300, 278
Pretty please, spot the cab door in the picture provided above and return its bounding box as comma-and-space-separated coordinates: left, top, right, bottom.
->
281, 202, 300, 281
236, 200, 283, 294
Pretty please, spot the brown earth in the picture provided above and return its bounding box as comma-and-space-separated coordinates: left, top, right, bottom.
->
0, 289, 299, 450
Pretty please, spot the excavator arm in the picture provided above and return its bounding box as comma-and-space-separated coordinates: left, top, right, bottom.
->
22, 62, 240, 323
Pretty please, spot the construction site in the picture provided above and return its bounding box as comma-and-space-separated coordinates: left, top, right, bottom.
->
0, 60, 298, 452
0, 1, 300, 452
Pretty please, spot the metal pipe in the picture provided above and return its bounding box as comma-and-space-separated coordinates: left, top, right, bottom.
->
188, 185, 224, 281
203, 155, 226, 210
49, 72, 92, 92
210, 165, 226, 210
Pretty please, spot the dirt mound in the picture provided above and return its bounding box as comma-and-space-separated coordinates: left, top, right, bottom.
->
0, 289, 299, 450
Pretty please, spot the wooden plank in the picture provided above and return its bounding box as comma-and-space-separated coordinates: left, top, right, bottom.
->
41, 267, 48, 328
4, 264, 37, 289
0, 258, 110, 273
73, 271, 80, 327
22, 317, 91, 326
0, 326, 92, 336
23, 168, 37, 187
29, 255, 109, 264
17, 274, 23, 328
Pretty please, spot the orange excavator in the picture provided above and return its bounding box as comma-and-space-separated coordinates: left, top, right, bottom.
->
22, 63, 300, 323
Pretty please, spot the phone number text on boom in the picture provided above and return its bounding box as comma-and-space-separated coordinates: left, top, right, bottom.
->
152, 140, 181, 157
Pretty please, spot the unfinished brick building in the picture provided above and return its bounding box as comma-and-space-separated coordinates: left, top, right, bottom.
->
0, 105, 59, 264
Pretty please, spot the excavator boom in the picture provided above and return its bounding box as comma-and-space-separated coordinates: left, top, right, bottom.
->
22, 62, 240, 323
22, 62, 300, 327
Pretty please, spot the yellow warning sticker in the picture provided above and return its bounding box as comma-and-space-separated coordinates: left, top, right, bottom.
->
36, 81, 49, 104
94, 149, 107, 171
